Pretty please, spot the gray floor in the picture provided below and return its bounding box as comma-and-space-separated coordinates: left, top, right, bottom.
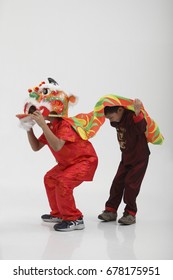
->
0, 210, 172, 260
1, 150, 172, 260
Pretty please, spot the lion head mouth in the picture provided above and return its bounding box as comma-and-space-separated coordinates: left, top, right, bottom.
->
28, 105, 37, 114
24, 98, 64, 117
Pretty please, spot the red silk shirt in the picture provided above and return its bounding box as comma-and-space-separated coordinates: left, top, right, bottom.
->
38, 118, 98, 181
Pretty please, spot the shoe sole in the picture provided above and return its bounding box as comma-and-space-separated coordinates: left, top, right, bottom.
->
42, 218, 62, 223
54, 224, 85, 232
118, 220, 136, 225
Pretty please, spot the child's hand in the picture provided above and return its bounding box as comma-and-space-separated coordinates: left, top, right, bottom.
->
31, 111, 47, 128
134, 99, 142, 116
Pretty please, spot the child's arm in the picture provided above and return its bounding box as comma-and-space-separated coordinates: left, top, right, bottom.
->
132, 98, 147, 134
31, 111, 65, 152
134, 99, 142, 116
133, 98, 145, 123
27, 128, 45, 151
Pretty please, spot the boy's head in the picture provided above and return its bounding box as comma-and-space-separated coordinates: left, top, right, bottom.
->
104, 106, 124, 123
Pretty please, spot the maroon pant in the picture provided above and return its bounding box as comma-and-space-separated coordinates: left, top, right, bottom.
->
105, 158, 149, 214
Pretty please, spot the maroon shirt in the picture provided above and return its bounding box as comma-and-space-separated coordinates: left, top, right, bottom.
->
110, 109, 150, 165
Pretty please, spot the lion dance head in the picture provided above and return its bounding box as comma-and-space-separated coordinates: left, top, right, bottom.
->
16, 77, 77, 130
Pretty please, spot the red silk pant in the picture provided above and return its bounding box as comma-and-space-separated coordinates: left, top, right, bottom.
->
44, 159, 97, 221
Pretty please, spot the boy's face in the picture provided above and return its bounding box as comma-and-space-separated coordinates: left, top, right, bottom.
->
105, 107, 124, 123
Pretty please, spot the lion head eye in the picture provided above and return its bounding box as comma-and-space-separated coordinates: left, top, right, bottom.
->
42, 88, 51, 95
42, 88, 49, 95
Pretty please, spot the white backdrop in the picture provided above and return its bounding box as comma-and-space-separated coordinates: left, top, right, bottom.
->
0, 0, 172, 257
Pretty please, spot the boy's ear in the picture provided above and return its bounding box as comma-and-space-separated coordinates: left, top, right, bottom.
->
118, 107, 124, 113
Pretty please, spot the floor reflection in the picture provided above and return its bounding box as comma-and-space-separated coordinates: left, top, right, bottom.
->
97, 221, 136, 259
41, 223, 85, 260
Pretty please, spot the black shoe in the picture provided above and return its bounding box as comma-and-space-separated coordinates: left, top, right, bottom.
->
41, 214, 62, 223
54, 218, 85, 232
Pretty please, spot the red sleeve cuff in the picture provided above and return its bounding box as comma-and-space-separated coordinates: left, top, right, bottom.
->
133, 111, 144, 123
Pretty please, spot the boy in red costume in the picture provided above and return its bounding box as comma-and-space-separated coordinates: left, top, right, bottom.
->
18, 78, 98, 232
98, 99, 150, 225
28, 112, 98, 231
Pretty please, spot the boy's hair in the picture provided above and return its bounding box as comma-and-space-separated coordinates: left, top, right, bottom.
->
104, 106, 123, 115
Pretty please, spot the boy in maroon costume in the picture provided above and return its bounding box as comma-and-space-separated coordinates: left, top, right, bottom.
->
98, 99, 150, 225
